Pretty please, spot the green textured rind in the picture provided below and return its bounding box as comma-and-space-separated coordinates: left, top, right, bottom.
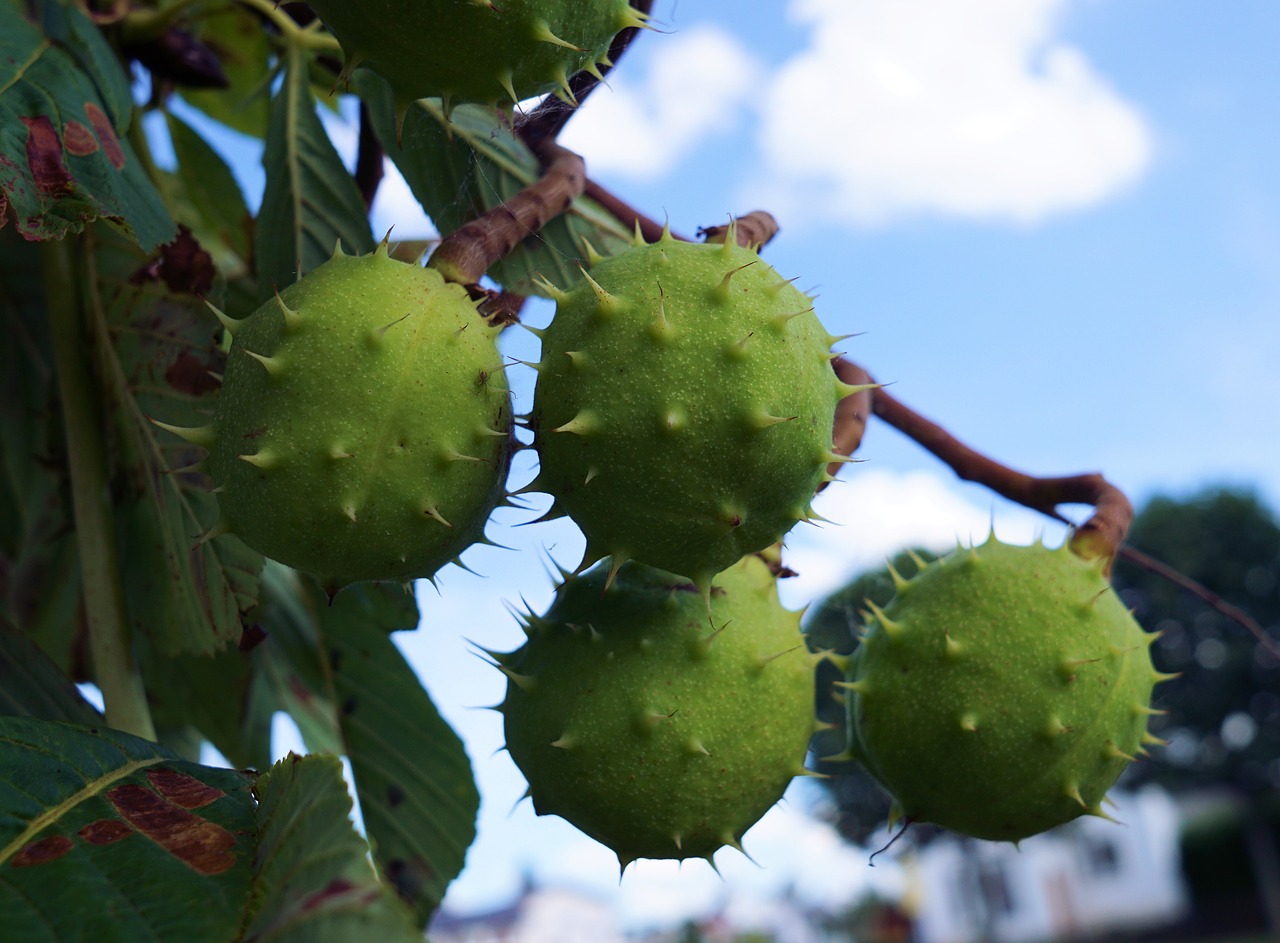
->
208, 250, 511, 588
501, 554, 814, 863
308, 0, 637, 106
846, 539, 1160, 842
532, 237, 843, 584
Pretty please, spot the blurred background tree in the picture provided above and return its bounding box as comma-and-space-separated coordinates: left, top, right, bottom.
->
1111, 487, 1280, 938
804, 485, 1280, 936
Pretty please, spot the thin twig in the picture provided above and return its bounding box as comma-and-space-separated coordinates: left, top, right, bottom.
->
583, 178, 689, 243
355, 102, 384, 210
836, 358, 1132, 564
1117, 545, 1280, 658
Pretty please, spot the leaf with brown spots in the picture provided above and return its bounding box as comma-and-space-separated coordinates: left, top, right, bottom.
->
0, 716, 255, 943
87, 225, 261, 658
0, 0, 174, 248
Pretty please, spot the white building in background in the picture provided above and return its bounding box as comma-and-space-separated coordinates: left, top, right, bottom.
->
429, 884, 626, 943
906, 787, 1190, 943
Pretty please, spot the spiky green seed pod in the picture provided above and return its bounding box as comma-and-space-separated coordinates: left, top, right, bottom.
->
843, 538, 1168, 842
529, 232, 852, 591
500, 553, 817, 870
163, 246, 512, 592
308, 0, 647, 113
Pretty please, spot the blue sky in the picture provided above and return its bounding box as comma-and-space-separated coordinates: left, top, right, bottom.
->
166, 0, 1280, 931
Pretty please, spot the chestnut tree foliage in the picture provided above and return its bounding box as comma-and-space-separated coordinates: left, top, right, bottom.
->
0, 0, 1266, 940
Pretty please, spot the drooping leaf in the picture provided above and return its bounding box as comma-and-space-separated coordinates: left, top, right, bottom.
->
0, 716, 256, 943
0, 0, 175, 248
239, 753, 422, 943
87, 227, 262, 656
245, 562, 344, 759
0, 618, 100, 724
249, 566, 467, 879
140, 639, 260, 769
357, 71, 634, 297
0, 228, 84, 674
177, 0, 273, 140
313, 581, 478, 926
164, 111, 253, 279
257, 44, 373, 297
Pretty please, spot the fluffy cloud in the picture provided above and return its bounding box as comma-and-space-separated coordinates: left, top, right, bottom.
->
754, 0, 1152, 226
779, 468, 1064, 608
558, 24, 761, 181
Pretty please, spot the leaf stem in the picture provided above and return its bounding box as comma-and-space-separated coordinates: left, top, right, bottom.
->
42, 238, 156, 741
235, 0, 343, 55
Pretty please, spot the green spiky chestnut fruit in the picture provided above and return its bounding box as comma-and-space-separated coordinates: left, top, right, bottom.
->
529, 231, 854, 591
842, 538, 1168, 842
499, 552, 818, 869
160, 245, 512, 592
307, 0, 647, 111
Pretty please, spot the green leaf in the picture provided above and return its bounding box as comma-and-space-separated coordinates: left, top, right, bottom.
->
140, 641, 260, 769
88, 227, 262, 656
257, 44, 373, 298
313, 581, 479, 926
177, 0, 273, 140
0, 618, 101, 724
164, 111, 253, 278
0, 0, 175, 248
240, 753, 422, 943
246, 562, 345, 758
0, 228, 83, 672
357, 71, 634, 297
0, 716, 256, 943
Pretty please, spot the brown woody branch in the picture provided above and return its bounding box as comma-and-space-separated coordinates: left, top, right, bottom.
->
699, 211, 780, 251
427, 140, 586, 286
831, 356, 1133, 568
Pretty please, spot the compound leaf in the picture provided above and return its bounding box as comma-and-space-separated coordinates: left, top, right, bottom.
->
240, 753, 422, 943
177, 0, 273, 140
357, 71, 633, 297
257, 44, 373, 298
0, 0, 175, 248
0, 717, 256, 943
0, 619, 100, 724
89, 226, 262, 656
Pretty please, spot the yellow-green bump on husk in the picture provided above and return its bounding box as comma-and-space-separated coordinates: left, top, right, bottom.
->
499, 553, 819, 869
169, 246, 512, 591
843, 537, 1169, 842
528, 232, 852, 589
308, 0, 647, 110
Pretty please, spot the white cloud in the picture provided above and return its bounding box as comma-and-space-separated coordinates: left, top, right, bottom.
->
753, 0, 1152, 226
779, 468, 1065, 608
370, 160, 440, 241
559, 24, 761, 181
